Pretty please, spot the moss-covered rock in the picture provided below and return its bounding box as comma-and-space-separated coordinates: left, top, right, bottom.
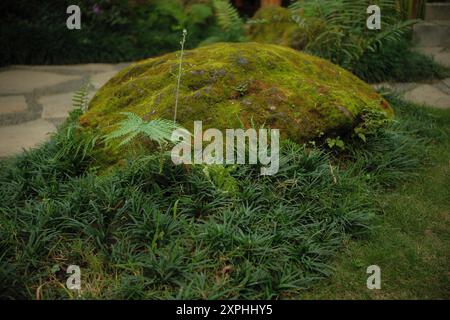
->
81, 42, 392, 148
246, 6, 324, 50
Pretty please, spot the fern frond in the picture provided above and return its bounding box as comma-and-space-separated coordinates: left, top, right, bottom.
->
290, 0, 416, 68
140, 118, 184, 144
213, 0, 243, 34
72, 83, 90, 112
104, 112, 144, 142
103, 112, 187, 148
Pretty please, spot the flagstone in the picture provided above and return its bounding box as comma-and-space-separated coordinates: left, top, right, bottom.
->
0, 96, 28, 115
0, 70, 81, 94
0, 119, 56, 157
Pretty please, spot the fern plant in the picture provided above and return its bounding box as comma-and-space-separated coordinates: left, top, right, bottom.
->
105, 29, 190, 150
289, 0, 416, 69
72, 83, 90, 112
201, 0, 245, 45
103, 112, 183, 148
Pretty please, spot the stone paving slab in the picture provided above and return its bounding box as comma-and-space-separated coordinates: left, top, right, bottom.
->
39, 92, 77, 119
403, 84, 450, 109
0, 96, 27, 115
91, 70, 120, 89
434, 78, 450, 95
414, 47, 450, 67
443, 78, 450, 88
0, 119, 56, 157
40, 91, 96, 120
413, 21, 450, 47
0, 70, 81, 94
373, 81, 450, 109
10, 63, 116, 75
9, 63, 130, 74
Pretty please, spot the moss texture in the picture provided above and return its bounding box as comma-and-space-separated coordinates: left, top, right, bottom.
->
81, 42, 392, 148
246, 6, 324, 50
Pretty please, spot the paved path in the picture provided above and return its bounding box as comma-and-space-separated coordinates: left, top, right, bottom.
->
0, 63, 128, 157
0, 60, 449, 158
373, 78, 450, 109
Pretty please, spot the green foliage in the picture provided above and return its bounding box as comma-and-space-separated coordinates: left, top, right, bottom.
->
0, 97, 432, 299
200, 0, 245, 45
202, 164, 239, 196
397, 0, 426, 19
72, 83, 90, 113
244, 1, 443, 83
0, 0, 218, 66
326, 137, 345, 150
104, 113, 183, 147
352, 39, 450, 83
304, 106, 450, 300
289, 0, 416, 69
353, 108, 392, 142
213, 0, 243, 35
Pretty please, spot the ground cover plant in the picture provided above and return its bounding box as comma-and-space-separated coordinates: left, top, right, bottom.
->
352, 38, 450, 83
0, 93, 438, 299
304, 99, 450, 299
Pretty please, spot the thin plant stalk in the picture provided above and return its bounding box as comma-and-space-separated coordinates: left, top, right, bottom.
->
174, 29, 187, 123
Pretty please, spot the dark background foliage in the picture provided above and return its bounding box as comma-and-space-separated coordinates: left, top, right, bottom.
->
0, 0, 217, 66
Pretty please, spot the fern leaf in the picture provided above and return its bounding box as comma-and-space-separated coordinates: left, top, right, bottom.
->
103, 112, 188, 148
72, 84, 90, 112
141, 119, 183, 144
103, 112, 144, 142
213, 0, 242, 33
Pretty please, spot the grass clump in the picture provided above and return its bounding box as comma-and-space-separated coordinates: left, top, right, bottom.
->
352, 40, 450, 83
0, 95, 435, 299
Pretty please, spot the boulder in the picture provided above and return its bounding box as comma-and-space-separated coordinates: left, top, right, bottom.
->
81, 42, 392, 147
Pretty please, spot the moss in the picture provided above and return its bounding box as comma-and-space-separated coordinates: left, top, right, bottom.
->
246, 6, 325, 51
80, 42, 392, 159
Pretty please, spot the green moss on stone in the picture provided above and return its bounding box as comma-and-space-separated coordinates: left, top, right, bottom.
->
246, 6, 324, 50
81, 42, 392, 158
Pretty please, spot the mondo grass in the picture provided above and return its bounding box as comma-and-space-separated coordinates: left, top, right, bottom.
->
353, 39, 450, 83
0, 97, 433, 300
